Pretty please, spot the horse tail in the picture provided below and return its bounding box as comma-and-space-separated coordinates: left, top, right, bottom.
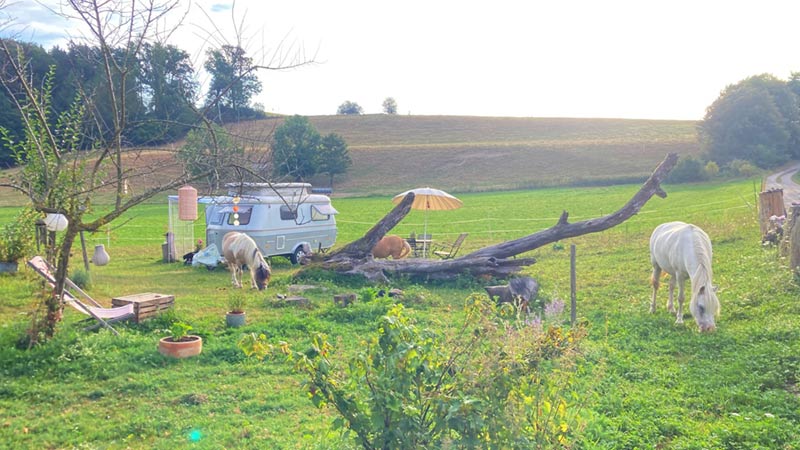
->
399, 240, 411, 259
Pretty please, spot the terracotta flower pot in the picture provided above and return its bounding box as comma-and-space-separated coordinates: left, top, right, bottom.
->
158, 335, 202, 358
225, 311, 246, 328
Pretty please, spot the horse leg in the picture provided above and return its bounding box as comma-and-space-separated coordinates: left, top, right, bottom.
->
650, 266, 661, 313
675, 278, 686, 324
667, 277, 677, 314
249, 266, 257, 289
229, 263, 241, 288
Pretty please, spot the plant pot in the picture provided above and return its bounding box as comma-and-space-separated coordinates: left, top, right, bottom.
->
0, 261, 18, 273
225, 311, 246, 328
158, 335, 202, 358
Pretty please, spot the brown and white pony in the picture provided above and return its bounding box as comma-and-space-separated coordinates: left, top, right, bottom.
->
649, 221, 720, 332
222, 232, 271, 290
371, 235, 412, 259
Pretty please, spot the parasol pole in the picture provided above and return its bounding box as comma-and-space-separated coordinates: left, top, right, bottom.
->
423, 205, 430, 258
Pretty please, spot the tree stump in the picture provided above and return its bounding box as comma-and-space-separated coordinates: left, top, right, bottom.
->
334, 293, 357, 307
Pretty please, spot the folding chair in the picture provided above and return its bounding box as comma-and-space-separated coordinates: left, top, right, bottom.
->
432, 233, 468, 259
27, 256, 134, 335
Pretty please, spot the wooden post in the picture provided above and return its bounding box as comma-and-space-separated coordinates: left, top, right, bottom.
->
789, 205, 800, 274
164, 232, 177, 263
758, 189, 786, 238
570, 244, 577, 326
79, 231, 90, 271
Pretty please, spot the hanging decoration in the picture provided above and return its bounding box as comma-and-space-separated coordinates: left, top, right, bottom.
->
92, 244, 110, 266
44, 213, 68, 232
232, 196, 240, 226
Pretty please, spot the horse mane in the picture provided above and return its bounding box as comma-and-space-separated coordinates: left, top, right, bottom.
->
689, 229, 720, 316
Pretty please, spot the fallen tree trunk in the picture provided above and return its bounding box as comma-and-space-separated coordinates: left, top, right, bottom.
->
310, 153, 678, 282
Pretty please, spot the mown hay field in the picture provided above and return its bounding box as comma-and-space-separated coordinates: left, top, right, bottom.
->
229, 115, 702, 195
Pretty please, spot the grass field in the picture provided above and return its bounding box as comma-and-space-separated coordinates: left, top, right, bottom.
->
2, 177, 800, 449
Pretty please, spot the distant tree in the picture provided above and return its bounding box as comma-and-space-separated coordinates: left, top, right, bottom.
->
699, 74, 800, 168
382, 97, 397, 114
704, 161, 720, 178
337, 100, 363, 115
271, 115, 321, 181
204, 45, 263, 122
317, 133, 351, 188
178, 124, 244, 190
137, 43, 198, 143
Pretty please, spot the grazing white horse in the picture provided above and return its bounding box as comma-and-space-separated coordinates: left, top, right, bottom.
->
222, 232, 271, 290
649, 221, 720, 332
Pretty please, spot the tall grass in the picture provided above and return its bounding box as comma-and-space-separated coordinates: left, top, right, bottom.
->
1, 179, 799, 448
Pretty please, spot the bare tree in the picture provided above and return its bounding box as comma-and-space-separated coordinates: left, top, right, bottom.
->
0, 0, 311, 344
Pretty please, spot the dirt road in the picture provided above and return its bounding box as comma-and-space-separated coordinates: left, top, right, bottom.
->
764, 163, 800, 212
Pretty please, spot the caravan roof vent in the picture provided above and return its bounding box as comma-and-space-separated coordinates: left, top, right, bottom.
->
225, 182, 311, 198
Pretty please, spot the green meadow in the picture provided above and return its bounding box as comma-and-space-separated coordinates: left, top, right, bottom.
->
2, 178, 799, 449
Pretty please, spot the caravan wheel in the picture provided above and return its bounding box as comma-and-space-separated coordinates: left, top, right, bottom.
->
290, 246, 308, 265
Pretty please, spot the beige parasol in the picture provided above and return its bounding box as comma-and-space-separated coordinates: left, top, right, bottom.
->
392, 187, 463, 257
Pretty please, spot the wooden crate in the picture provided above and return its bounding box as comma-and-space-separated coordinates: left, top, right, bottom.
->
112, 292, 175, 323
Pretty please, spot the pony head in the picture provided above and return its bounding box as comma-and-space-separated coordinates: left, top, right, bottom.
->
254, 262, 271, 290
690, 284, 720, 332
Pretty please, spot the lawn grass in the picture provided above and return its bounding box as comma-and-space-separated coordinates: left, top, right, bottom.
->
2, 178, 800, 449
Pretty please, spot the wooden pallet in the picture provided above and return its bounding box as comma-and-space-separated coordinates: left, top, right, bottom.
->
112, 292, 175, 323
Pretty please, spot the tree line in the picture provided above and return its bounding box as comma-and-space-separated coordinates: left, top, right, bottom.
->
671, 72, 800, 183
0, 39, 265, 167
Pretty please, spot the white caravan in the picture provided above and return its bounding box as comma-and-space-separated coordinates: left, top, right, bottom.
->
204, 183, 338, 264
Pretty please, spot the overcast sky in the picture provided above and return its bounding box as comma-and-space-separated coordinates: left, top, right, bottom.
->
3, 0, 799, 120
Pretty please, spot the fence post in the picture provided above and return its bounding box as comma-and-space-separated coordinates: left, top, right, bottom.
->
789, 205, 800, 274
570, 244, 577, 326
758, 189, 785, 238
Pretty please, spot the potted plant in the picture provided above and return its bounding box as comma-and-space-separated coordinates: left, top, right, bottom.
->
158, 321, 203, 358
226, 291, 247, 328
0, 209, 36, 273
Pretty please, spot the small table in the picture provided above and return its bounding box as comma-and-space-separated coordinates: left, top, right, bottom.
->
111, 292, 175, 323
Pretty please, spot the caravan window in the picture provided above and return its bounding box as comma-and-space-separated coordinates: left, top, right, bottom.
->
208, 210, 224, 225
312, 204, 338, 221
280, 205, 297, 221
226, 206, 252, 225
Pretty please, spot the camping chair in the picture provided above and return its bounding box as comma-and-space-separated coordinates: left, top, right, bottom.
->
432, 233, 468, 259
414, 234, 433, 258
406, 233, 419, 258
27, 256, 134, 335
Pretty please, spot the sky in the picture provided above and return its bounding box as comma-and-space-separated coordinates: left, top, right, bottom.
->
2, 0, 799, 120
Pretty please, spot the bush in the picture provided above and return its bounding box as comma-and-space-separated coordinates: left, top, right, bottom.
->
727, 159, 759, 177
704, 161, 720, 178
667, 156, 708, 183
68, 268, 92, 289
257, 296, 588, 449
0, 209, 37, 262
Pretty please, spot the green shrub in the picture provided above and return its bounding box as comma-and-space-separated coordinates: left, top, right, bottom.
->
69, 268, 92, 289
259, 296, 587, 449
357, 286, 377, 303
0, 209, 37, 262
666, 156, 708, 183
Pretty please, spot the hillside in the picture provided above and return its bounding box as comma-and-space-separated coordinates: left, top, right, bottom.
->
0, 115, 702, 204
230, 115, 701, 196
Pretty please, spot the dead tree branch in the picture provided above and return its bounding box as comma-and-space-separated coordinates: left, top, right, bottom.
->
310, 153, 678, 282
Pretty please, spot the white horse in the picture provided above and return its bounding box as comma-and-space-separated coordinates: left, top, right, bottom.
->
649, 221, 720, 332
222, 232, 271, 290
